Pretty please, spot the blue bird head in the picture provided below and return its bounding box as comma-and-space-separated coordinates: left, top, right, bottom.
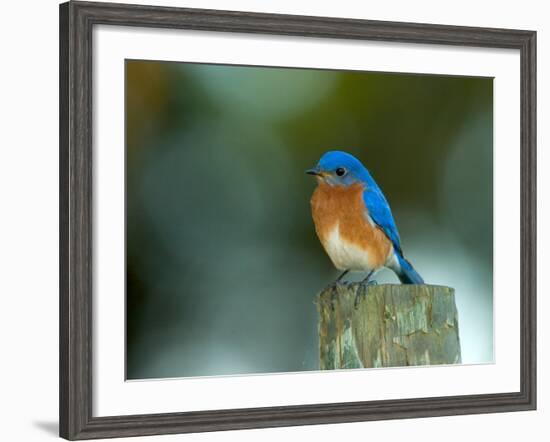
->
306, 151, 368, 186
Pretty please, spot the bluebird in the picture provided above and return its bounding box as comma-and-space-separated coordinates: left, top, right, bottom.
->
306, 151, 424, 285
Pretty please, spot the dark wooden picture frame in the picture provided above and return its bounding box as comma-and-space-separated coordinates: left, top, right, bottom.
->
59, 1, 536, 439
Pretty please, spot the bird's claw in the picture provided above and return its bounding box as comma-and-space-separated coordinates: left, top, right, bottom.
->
354, 282, 373, 308
354, 291, 362, 309
330, 285, 339, 311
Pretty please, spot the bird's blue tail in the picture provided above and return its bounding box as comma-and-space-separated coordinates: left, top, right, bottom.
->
396, 253, 424, 285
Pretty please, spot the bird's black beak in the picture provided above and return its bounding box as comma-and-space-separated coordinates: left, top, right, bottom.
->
306, 167, 320, 176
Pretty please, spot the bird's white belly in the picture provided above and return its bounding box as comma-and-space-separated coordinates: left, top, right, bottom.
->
323, 224, 372, 271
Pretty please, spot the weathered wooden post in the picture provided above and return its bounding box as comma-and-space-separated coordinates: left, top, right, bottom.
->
317, 283, 461, 369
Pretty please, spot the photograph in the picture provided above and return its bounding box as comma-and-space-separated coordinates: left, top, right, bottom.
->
125, 60, 494, 379
58, 4, 537, 435
1, 0, 543, 440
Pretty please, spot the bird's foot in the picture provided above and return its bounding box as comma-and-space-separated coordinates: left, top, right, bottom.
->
361, 269, 376, 286
327, 270, 349, 294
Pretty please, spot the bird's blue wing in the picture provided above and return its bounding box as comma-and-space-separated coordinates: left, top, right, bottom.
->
363, 187, 402, 254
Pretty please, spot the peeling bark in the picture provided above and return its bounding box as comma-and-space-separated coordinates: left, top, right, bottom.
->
317, 283, 461, 369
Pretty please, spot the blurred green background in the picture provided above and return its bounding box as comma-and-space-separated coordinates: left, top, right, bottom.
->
126, 60, 493, 379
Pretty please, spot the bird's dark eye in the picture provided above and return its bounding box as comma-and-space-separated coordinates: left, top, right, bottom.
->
335, 167, 346, 177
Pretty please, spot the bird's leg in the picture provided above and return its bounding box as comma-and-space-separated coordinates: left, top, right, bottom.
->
362, 269, 377, 285
335, 269, 349, 284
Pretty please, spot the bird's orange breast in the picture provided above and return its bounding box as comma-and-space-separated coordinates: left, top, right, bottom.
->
310, 182, 392, 270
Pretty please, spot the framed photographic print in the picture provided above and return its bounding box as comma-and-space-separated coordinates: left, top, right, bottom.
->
59, 1, 536, 439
